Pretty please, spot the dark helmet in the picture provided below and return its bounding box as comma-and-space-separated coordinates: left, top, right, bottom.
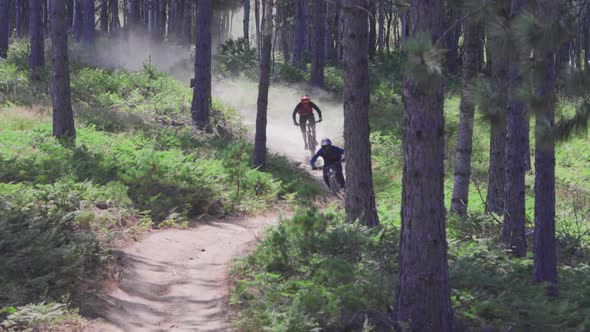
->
321, 138, 332, 147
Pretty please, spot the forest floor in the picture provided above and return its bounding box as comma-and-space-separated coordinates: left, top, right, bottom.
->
87, 214, 282, 332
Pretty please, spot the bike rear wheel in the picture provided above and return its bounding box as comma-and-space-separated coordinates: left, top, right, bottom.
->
329, 172, 342, 197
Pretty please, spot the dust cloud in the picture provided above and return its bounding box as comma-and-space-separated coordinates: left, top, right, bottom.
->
73, 30, 344, 165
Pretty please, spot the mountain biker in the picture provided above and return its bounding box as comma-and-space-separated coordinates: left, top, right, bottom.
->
292, 95, 323, 150
310, 138, 345, 189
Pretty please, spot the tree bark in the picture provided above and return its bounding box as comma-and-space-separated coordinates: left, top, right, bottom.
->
533, 0, 559, 296
72, 0, 82, 40
451, 20, 481, 215
49, 0, 76, 140
16, 0, 28, 38
191, 0, 212, 128
395, 0, 452, 330
252, 0, 273, 169
342, 0, 379, 227
444, 5, 460, 74
292, 0, 306, 67
0, 0, 9, 58
377, 0, 384, 51
503, 0, 528, 258
310, 0, 325, 87
100, 0, 109, 33
280, 0, 290, 62
29, 0, 45, 81
110, 0, 120, 34
128, 0, 140, 31
183, 0, 192, 45
243, 0, 250, 41
368, 0, 376, 59
81, 0, 95, 44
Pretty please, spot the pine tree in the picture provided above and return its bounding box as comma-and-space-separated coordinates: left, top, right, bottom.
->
0, 0, 9, 59
191, 0, 212, 128
29, 0, 45, 81
342, 0, 379, 227
49, 0, 76, 140
310, 0, 325, 87
252, 0, 273, 168
395, 0, 453, 329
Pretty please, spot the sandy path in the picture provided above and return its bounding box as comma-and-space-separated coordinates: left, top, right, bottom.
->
88, 214, 282, 332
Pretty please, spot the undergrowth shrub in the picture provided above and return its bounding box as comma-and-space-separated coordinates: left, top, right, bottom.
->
232, 210, 398, 331
215, 37, 258, 79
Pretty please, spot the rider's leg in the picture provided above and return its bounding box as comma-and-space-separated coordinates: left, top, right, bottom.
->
309, 116, 317, 146
335, 164, 345, 188
299, 116, 308, 149
322, 167, 330, 187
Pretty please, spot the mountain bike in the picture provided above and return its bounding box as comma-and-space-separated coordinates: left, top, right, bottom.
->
316, 163, 343, 198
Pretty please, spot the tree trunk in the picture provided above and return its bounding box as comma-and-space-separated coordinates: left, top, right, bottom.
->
16, 0, 28, 38
81, 0, 95, 44
110, 0, 120, 34
29, 0, 45, 81
100, 0, 109, 33
377, 0, 384, 51
252, 0, 273, 169
368, 0, 376, 59
72, 0, 82, 40
342, 0, 379, 227
279, 0, 290, 62
336, 0, 343, 65
243, 0, 250, 41
533, 0, 559, 297
451, 20, 481, 215
395, 0, 452, 330
0, 0, 9, 58
255, 0, 260, 58
292, 0, 306, 67
310, 0, 325, 87
183, 0, 191, 45
128, 0, 140, 31
49, 0, 76, 140
503, 0, 528, 258
191, 0, 212, 128
444, 5, 460, 74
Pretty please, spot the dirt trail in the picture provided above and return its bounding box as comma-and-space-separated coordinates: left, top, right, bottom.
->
89, 214, 282, 332
88, 78, 342, 331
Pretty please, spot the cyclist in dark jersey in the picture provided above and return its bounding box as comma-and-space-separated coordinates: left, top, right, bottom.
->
292, 95, 323, 150
310, 138, 345, 189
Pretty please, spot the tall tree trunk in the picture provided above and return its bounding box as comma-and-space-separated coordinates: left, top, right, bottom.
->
252, 0, 273, 168
29, 0, 45, 81
451, 20, 481, 215
81, 0, 95, 44
100, 0, 109, 33
72, 0, 82, 40
444, 5, 460, 74
110, 0, 120, 34
310, 0, 325, 87
533, 0, 559, 296
191, 0, 212, 127
503, 0, 528, 257
336, 0, 343, 65
292, 0, 306, 67
368, 0, 376, 59
16, 0, 28, 38
49, 0, 76, 140
280, 0, 290, 62
183, 0, 191, 45
395, 0, 452, 330
342, 0, 379, 227
255, 0, 260, 59
128, 0, 140, 31
0, 0, 9, 58
243, 0, 250, 41
377, 0, 384, 51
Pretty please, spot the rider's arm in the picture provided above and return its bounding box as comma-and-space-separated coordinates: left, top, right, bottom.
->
310, 102, 322, 120
292, 103, 301, 124
310, 149, 322, 168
